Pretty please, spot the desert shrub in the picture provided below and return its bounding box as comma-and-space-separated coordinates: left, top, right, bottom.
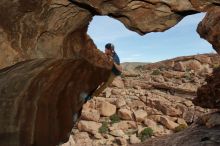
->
186, 67, 191, 72
151, 69, 161, 75
138, 128, 153, 142
174, 124, 188, 133
99, 121, 109, 134
213, 63, 220, 69
159, 65, 167, 71
184, 72, 191, 80
110, 114, 121, 124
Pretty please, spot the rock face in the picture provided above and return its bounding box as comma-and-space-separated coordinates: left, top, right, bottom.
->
131, 123, 220, 146
191, 0, 220, 11
74, 0, 197, 34
197, 7, 220, 54
131, 112, 220, 146
0, 0, 112, 69
194, 67, 220, 109
0, 0, 220, 146
0, 58, 110, 146
0, 0, 219, 70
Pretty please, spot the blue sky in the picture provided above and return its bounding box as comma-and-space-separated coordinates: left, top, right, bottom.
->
88, 13, 215, 63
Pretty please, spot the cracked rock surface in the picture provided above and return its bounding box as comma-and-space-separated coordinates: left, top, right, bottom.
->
0, 0, 220, 146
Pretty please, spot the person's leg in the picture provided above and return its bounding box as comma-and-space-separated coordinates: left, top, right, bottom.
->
92, 73, 116, 97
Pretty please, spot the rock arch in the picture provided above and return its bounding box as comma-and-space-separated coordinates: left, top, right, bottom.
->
0, 0, 219, 146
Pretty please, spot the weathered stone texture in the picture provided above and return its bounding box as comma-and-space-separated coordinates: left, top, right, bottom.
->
0, 0, 112, 69
0, 58, 111, 146
0, 0, 220, 146
194, 67, 220, 109
131, 123, 220, 146
197, 7, 220, 54
74, 0, 197, 34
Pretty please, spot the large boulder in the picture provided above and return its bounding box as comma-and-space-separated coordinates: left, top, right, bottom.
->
77, 120, 102, 134
0, 0, 220, 146
74, 0, 197, 34
197, 7, 220, 54
72, 132, 93, 146
99, 101, 117, 117
0, 0, 113, 69
134, 110, 148, 123
194, 67, 220, 109
118, 108, 133, 120
159, 116, 179, 130
0, 58, 110, 146
132, 113, 220, 146
81, 109, 100, 122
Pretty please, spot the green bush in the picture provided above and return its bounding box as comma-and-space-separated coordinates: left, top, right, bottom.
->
213, 63, 220, 69
138, 128, 153, 142
151, 69, 161, 75
174, 124, 188, 133
99, 121, 109, 134
159, 65, 167, 71
110, 114, 121, 124
184, 72, 191, 80
186, 67, 191, 72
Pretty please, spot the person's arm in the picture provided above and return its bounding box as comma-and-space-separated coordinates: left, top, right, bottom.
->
114, 62, 123, 73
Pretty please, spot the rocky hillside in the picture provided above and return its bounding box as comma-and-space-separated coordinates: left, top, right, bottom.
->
62, 53, 220, 146
121, 62, 148, 72
1, 0, 220, 145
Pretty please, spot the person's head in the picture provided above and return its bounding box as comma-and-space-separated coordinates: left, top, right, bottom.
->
105, 43, 115, 55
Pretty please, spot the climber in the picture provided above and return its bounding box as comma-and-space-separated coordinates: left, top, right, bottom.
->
85, 43, 122, 101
